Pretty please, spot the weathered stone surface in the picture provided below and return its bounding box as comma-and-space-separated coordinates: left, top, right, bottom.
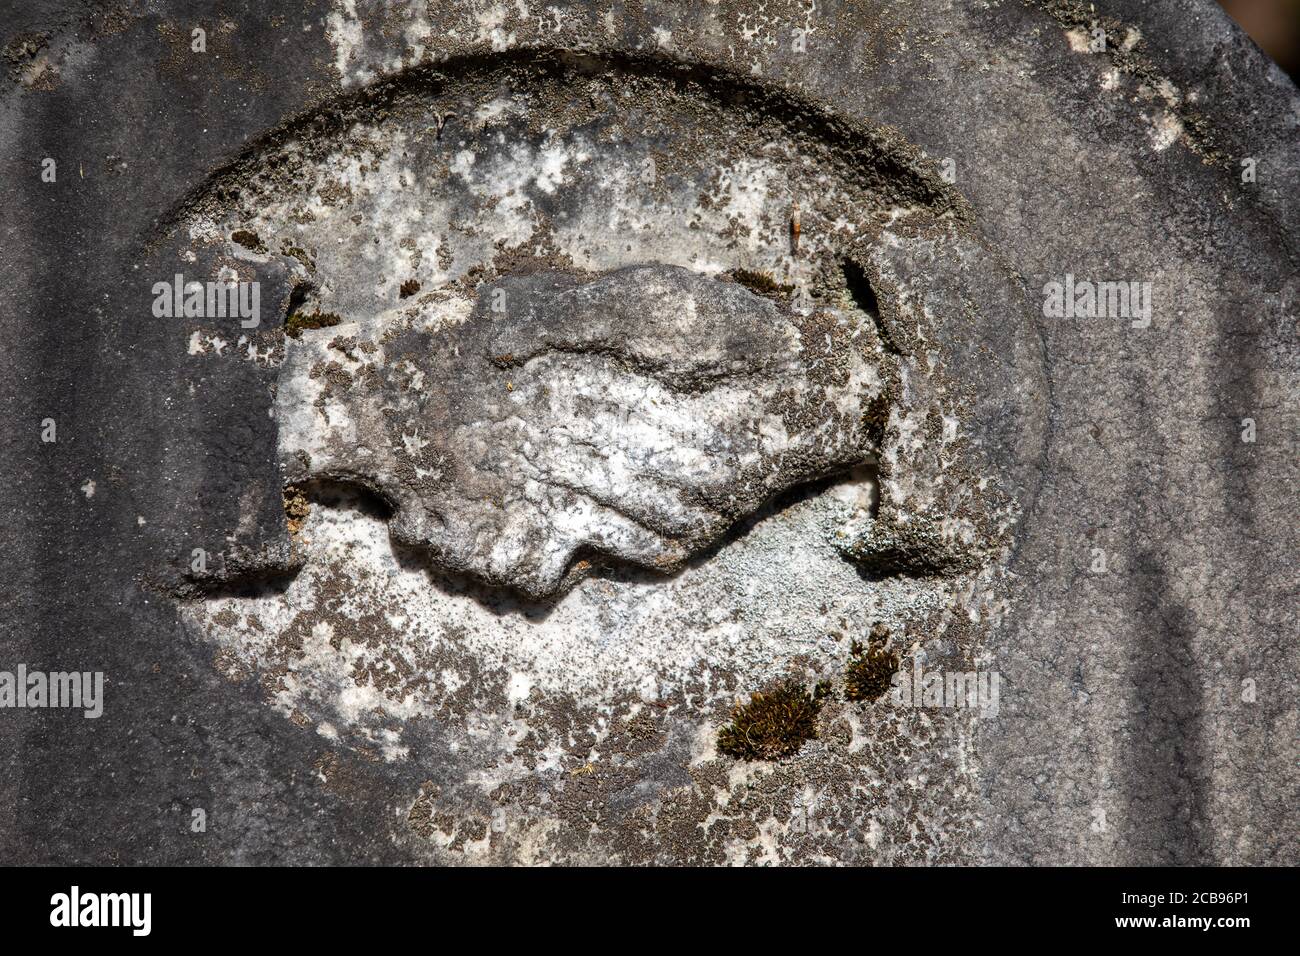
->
0, 0, 1295, 866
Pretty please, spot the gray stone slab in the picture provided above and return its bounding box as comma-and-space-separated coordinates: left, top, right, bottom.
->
0, 0, 1294, 865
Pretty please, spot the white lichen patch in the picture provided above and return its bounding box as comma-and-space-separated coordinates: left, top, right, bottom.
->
325, 0, 370, 87
1065, 28, 1093, 54
1147, 111, 1184, 152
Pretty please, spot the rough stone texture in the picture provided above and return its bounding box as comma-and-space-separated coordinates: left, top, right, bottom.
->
0, 0, 1294, 865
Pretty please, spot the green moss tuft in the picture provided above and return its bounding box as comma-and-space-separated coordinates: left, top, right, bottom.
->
716, 679, 824, 761
843, 624, 899, 702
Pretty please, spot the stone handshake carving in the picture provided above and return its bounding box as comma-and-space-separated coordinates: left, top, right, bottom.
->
281, 264, 889, 599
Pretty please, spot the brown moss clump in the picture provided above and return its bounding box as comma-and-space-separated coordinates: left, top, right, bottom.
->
716, 680, 825, 761
399, 278, 421, 298
843, 624, 899, 702
285, 310, 342, 338
845, 520, 979, 577
283, 485, 310, 534
406, 781, 440, 839
230, 228, 265, 253
726, 268, 794, 299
